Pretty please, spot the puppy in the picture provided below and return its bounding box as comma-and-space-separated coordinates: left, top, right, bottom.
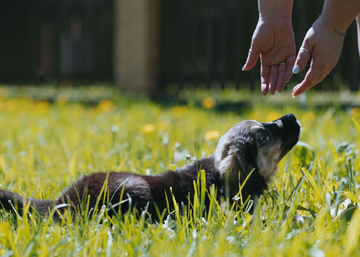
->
0, 114, 300, 220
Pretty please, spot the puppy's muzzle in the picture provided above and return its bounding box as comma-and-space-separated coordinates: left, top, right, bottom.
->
264, 113, 301, 160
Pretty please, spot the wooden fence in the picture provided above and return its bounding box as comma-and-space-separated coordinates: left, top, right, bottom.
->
0, 0, 359, 91
0, 0, 113, 83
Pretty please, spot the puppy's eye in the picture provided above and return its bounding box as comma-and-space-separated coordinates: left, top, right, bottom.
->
258, 131, 269, 143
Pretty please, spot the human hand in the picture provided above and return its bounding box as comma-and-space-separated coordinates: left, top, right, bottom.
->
243, 17, 296, 95
292, 17, 345, 97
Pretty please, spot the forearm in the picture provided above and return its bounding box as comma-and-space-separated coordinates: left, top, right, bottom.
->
357, 14, 360, 57
321, 0, 360, 34
258, 0, 293, 20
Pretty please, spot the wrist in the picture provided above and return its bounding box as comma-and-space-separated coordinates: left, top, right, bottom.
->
319, 14, 348, 36
321, 0, 360, 34
258, 0, 293, 20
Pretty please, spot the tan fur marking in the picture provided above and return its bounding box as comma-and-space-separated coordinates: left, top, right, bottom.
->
219, 153, 238, 177
257, 139, 282, 183
250, 125, 262, 131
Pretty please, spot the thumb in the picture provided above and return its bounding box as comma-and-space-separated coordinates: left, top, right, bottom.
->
242, 48, 260, 71
293, 45, 312, 74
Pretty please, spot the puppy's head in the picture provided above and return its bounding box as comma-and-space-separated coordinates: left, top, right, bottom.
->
214, 114, 300, 184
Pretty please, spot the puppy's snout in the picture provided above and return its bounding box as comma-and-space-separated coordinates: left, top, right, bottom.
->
277, 114, 297, 127
280, 113, 300, 131
266, 113, 301, 162
275, 114, 299, 132
266, 114, 298, 129
275, 114, 301, 146
281, 113, 296, 122
264, 114, 300, 143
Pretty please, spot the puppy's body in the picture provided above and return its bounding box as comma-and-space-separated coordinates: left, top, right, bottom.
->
0, 114, 300, 220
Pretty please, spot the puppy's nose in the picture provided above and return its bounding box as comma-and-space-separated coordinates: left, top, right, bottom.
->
279, 114, 297, 122
270, 114, 299, 131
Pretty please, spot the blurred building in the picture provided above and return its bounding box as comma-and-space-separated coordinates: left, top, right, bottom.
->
0, 0, 359, 94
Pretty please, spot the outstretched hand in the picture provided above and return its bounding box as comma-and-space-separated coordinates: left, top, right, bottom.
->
243, 17, 296, 95
292, 17, 345, 97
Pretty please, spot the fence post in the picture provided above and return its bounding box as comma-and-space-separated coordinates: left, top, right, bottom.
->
114, 0, 160, 94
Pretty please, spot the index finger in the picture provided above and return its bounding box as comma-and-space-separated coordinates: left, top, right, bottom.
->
292, 66, 324, 96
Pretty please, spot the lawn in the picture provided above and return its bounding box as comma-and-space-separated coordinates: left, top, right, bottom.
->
0, 86, 360, 256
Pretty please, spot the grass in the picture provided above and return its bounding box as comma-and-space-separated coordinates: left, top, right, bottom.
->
1, 86, 360, 256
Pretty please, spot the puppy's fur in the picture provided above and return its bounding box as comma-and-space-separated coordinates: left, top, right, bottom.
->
0, 114, 300, 220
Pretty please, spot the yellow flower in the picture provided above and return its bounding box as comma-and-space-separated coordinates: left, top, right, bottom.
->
249, 110, 263, 121
201, 97, 216, 109
351, 107, 360, 118
141, 124, 156, 133
170, 106, 188, 117
98, 99, 115, 112
204, 130, 221, 141
266, 112, 280, 122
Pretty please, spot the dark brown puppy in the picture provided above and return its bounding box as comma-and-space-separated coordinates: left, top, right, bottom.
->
0, 114, 300, 220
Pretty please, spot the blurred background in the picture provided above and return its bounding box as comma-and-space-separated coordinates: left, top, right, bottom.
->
0, 0, 359, 95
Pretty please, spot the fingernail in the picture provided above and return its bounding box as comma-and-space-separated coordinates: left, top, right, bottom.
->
292, 66, 300, 74
261, 85, 268, 96
285, 80, 289, 83
242, 65, 246, 71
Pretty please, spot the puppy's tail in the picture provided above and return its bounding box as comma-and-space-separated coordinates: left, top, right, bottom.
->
0, 189, 54, 216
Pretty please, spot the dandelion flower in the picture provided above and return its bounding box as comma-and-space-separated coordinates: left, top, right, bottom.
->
170, 106, 188, 117
266, 112, 280, 122
204, 130, 221, 141
201, 97, 216, 109
142, 124, 156, 133
98, 99, 115, 112
351, 107, 360, 118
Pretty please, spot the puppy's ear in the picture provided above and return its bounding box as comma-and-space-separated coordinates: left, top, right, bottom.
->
218, 146, 254, 180
214, 135, 227, 161
235, 153, 256, 180
218, 145, 239, 178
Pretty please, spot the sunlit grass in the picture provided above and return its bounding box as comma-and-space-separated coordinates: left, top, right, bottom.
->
1, 87, 360, 256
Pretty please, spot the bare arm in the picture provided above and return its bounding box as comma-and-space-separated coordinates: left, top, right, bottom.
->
292, 0, 360, 97
356, 13, 360, 58
243, 0, 295, 95
322, 0, 360, 34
